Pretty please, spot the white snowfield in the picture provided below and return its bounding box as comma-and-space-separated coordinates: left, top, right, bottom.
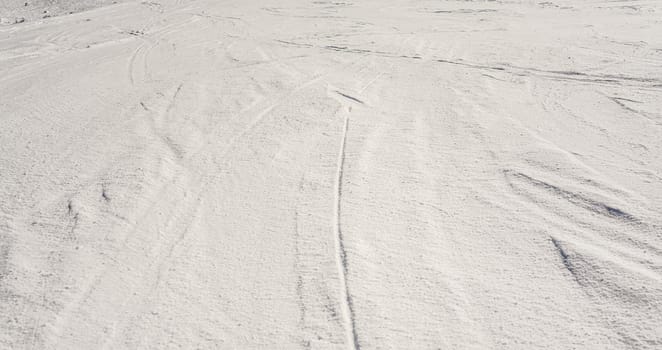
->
1, 0, 662, 348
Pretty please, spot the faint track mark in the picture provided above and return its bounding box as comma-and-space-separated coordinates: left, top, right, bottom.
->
127, 44, 143, 85
293, 208, 310, 349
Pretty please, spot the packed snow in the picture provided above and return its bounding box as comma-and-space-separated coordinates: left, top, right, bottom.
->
1, 0, 662, 348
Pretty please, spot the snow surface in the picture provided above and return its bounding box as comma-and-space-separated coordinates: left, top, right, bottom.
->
1, 0, 662, 348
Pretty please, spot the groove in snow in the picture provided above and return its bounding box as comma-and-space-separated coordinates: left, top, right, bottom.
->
333, 113, 361, 350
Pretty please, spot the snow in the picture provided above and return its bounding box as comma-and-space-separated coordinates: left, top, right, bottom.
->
1, 0, 662, 348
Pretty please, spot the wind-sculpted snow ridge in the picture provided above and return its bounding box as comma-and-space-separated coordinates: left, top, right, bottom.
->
1, 0, 662, 348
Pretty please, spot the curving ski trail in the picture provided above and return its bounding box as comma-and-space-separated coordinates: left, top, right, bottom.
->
333, 112, 360, 350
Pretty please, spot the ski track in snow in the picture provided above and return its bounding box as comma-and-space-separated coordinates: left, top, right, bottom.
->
333, 109, 360, 350
2, 0, 662, 348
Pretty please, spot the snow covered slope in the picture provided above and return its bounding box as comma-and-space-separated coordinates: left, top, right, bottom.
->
1, 0, 662, 348
1, 0, 124, 24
